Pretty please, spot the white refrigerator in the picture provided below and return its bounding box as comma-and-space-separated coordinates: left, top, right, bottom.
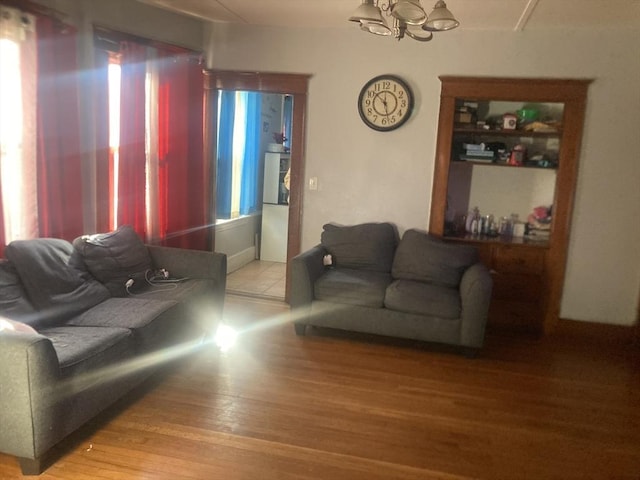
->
260, 152, 289, 263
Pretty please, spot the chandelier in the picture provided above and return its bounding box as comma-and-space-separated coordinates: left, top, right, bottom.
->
349, 0, 459, 42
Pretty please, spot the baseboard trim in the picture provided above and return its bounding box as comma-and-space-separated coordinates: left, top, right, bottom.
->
556, 318, 638, 346
226, 246, 257, 274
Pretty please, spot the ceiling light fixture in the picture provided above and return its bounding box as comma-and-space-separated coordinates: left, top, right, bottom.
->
349, 0, 459, 42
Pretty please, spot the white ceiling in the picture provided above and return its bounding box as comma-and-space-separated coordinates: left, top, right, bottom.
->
135, 0, 640, 31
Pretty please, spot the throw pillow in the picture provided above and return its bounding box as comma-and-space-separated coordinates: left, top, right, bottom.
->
73, 225, 153, 296
4, 238, 111, 325
0, 318, 38, 334
0, 260, 39, 325
320, 222, 398, 272
392, 229, 478, 287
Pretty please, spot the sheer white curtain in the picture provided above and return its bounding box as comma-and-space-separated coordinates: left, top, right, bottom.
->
145, 46, 161, 243
0, 6, 38, 243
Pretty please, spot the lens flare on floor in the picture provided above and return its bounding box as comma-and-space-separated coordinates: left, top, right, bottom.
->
214, 324, 238, 352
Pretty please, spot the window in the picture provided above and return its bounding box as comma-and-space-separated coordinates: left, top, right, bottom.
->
0, 37, 25, 241
1, 16, 207, 252
106, 53, 156, 234
0, 8, 38, 244
95, 27, 207, 249
216, 90, 262, 221
107, 59, 121, 227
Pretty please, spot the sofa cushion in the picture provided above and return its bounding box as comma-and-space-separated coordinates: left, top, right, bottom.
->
0, 260, 39, 326
384, 279, 461, 319
73, 225, 153, 296
392, 229, 478, 288
4, 238, 111, 326
37, 325, 134, 377
320, 222, 398, 272
314, 268, 392, 308
65, 297, 195, 353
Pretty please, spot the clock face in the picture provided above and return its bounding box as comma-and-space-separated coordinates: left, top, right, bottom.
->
358, 75, 414, 131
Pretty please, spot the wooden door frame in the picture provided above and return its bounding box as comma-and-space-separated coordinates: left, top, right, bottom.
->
203, 70, 311, 302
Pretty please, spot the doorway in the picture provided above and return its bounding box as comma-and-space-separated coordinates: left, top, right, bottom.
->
203, 70, 311, 302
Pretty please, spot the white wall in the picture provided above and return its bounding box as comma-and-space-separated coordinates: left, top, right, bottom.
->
468, 167, 556, 223
205, 24, 640, 326
216, 214, 261, 273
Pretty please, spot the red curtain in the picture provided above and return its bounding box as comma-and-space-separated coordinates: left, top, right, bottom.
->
117, 41, 147, 238
157, 53, 206, 250
35, 16, 84, 240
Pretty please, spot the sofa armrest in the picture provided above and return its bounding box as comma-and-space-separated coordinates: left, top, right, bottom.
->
0, 333, 61, 459
290, 244, 327, 309
146, 245, 227, 283
459, 262, 493, 348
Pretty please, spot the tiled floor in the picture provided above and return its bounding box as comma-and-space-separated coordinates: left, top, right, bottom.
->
226, 260, 286, 299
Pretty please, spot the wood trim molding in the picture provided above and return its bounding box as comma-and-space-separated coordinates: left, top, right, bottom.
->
204, 70, 310, 95
203, 70, 311, 302
634, 295, 640, 347
557, 318, 638, 346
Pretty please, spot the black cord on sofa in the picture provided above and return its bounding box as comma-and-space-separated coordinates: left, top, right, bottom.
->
124, 270, 182, 296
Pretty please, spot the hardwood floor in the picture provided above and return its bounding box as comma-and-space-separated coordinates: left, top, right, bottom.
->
1, 294, 639, 479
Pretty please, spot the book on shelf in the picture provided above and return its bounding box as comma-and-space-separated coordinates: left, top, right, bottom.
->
527, 228, 551, 238
459, 155, 495, 163
463, 143, 486, 151
464, 149, 494, 157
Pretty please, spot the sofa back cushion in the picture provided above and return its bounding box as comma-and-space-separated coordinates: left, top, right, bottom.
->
0, 260, 39, 325
4, 238, 111, 326
392, 229, 479, 287
320, 222, 398, 273
73, 225, 153, 296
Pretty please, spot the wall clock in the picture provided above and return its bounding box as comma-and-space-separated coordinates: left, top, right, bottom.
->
357, 74, 414, 132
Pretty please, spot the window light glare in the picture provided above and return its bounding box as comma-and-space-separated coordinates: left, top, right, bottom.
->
0, 39, 22, 145
0, 38, 26, 243
107, 63, 121, 149
108, 62, 121, 227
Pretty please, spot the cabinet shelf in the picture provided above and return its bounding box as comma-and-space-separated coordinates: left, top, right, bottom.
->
444, 233, 550, 248
453, 127, 561, 138
452, 159, 557, 170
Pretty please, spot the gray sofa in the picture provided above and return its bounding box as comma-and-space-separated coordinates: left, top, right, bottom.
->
0, 226, 226, 475
290, 223, 492, 354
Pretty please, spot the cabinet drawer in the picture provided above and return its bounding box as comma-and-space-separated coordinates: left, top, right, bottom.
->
492, 273, 542, 302
488, 300, 542, 333
493, 246, 545, 275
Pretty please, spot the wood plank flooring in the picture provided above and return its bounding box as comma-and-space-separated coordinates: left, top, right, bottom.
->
1, 294, 638, 479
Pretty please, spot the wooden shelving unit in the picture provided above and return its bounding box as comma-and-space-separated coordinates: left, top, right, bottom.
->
429, 76, 592, 334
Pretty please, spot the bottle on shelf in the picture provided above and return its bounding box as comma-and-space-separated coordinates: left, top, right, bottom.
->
466, 206, 481, 234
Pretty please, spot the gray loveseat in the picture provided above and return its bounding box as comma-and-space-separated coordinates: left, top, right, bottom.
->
0, 226, 226, 475
290, 223, 492, 354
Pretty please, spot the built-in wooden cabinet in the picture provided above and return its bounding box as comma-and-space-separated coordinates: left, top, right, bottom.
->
429, 77, 591, 334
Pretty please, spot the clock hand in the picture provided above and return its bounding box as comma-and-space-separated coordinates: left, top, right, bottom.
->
374, 92, 388, 117
381, 92, 390, 117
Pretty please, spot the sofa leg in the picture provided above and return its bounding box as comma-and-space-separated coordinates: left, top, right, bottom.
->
19, 456, 46, 476
294, 323, 306, 336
